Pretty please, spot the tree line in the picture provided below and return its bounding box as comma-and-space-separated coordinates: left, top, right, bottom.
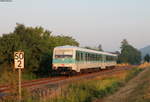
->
84, 39, 142, 65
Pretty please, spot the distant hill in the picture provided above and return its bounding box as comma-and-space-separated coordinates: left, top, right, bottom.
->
140, 45, 150, 58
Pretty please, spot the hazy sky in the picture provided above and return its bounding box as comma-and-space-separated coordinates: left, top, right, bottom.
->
0, 0, 150, 51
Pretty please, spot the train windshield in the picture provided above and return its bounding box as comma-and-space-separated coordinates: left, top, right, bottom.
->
55, 50, 73, 58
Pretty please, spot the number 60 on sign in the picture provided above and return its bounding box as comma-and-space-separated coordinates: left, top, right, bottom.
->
14, 51, 24, 69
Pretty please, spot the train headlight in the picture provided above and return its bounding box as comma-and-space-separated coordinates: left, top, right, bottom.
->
61, 64, 65, 67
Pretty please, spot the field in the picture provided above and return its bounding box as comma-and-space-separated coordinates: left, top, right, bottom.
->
0, 65, 149, 102
30, 67, 143, 102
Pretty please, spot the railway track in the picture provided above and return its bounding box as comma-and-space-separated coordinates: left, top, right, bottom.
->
0, 77, 67, 93
0, 66, 132, 96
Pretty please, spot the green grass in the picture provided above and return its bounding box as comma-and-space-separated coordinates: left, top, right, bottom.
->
48, 78, 122, 102
127, 68, 150, 102
125, 67, 143, 82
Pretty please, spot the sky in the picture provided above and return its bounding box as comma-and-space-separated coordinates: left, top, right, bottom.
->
0, 0, 150, 51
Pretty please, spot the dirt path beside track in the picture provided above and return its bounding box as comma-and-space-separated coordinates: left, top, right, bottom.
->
94, 68, 150, 102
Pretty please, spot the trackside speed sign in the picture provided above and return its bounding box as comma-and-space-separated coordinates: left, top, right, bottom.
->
14, 51, 24, 69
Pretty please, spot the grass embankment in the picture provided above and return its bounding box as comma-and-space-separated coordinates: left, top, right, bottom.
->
96, 66, 150, 102
49, 78, 120, 102
47, 68, 142, 102
0, 67, 143, 102
127, 68, 150, 102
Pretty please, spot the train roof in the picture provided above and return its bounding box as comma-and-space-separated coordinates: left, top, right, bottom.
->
54, 45, 117, 56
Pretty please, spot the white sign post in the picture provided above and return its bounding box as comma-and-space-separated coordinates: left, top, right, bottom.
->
14, 51, 24, 101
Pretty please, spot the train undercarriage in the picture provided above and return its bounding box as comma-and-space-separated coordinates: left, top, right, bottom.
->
53, 66, 115, 76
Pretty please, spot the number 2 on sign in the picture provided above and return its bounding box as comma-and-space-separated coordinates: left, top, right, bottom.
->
14, 52, 24, 69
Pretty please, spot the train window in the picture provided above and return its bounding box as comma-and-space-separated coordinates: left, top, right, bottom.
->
89, 54, 91, 61
97, 55, 100, 61
94, 54, 96, 61
106, 56, 109, 61
93, 54, 95, 61
76, 51, 84, 61
91, 54, 93, 61
79, 52, 81, 61
93, 54, 94, 61
103, 55, 106, 62
113, 56, 117, 61
98, 55, 100, 61
96, 54, 98, 61
81, 52, 85, 61
55, 50, 63, 55
55, 50, 73, 59
96, 54, 99, 61
97, 54, 100, 61
99, 55, 101, 61
78, 52, 80, 61
80, 52, 83, 61
88, 53, 90, 61
105, 56, 116, 61
106, 56, 110, 61
55, 50, 73, 55
85, 53, 88, 61
82, 52, 85, 61
100, 55, 102, 61
111, 56, 114, 61
112, 56, 114, 61
106, 56, 108, 61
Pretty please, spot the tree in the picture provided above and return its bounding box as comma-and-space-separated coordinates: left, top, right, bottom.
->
144, 54, 150, 62
98, 44, 103, 51
121, 39, 129, 48
118, 39, 141, 64
84, 44, 103, 51
84, 46, 94, 50
0, 24, 79, 77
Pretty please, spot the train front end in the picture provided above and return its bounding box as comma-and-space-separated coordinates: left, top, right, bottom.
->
52, 47, 76, 74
